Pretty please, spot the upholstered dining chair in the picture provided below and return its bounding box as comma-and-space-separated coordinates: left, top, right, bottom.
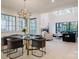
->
1, 36, 9, 53
7, 37, 24, 59
31, 36, 46, 57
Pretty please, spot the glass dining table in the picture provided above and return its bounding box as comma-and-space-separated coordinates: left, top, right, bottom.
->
7, 34, 44, 55
23, 36, 36, 55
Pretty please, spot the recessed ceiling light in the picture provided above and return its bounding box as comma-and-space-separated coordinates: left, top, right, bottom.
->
52, 0, 54, 3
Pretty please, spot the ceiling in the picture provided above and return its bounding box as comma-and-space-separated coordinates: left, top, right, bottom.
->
1, 0, 78, 14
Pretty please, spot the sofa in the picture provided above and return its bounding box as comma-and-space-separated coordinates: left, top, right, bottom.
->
62, 32, 76, 42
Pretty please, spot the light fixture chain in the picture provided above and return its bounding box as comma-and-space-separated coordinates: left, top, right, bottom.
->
24, 0, 26, 9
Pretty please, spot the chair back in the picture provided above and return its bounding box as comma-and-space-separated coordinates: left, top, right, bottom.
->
7, 39, 23, 49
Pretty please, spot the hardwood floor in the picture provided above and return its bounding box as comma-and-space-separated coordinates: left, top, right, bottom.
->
1, 38, 78, 59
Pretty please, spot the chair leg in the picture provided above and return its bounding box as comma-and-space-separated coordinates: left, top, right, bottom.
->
42, 48, 43, 56
32, 47, 46, 57
22, 47, 23, 55
7, 49, 9, 57
1, 46, 8, 53
7, 49, 17, 57
7, 48, 24, 59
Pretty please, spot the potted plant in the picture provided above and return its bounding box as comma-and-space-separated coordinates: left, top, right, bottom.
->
22, 28, 27, 36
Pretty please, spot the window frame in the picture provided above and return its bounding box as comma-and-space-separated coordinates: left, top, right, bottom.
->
1, 14, 26, 32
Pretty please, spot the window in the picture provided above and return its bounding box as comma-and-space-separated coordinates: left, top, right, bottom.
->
56, 21, 78, 33
70, 22, 78, 32
1, 14, 8, 32
1, 14, 26, 32
8, 16, 16, 31
17, 17, 25, 31
29, 19, 37, 34
1, 14, 16, 32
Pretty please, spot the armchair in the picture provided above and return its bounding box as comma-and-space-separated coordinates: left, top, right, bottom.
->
42, 31, 53, 41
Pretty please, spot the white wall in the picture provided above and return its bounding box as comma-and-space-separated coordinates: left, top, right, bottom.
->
1, 7, 18, 16
36, 16, 41, 35
40, 7, 78, 34
40, 13, 49, 28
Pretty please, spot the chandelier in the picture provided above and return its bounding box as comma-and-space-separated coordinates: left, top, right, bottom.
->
18, 0, 31, 19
